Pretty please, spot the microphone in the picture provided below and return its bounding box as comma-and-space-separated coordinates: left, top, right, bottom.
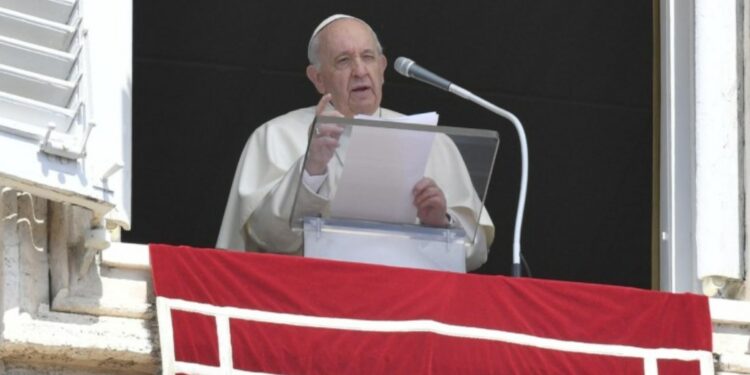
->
394, 57, 453, 92
395, 56, 530, 278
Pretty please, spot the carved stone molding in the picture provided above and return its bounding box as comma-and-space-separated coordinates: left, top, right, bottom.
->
0, 188, 157, 373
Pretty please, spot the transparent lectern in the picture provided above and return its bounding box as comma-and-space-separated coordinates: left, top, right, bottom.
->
290, 115, 499, 273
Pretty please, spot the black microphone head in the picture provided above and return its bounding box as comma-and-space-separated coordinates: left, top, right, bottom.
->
394, 57, 415, 77
393, 56, 452, 91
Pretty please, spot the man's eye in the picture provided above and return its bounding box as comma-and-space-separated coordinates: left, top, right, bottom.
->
336, 57, 350, 66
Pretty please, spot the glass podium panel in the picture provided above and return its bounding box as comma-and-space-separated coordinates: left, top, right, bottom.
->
290, 115, 499, 272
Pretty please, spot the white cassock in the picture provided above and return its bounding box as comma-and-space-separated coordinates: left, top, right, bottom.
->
216, 106, 495, 271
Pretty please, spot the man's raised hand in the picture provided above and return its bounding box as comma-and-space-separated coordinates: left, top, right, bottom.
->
306, 94, 345, 175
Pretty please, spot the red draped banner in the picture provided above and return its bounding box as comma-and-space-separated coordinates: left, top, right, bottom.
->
150, 244, 713, 374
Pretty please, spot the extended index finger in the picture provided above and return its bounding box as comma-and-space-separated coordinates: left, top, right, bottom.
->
315, 93, 333, 116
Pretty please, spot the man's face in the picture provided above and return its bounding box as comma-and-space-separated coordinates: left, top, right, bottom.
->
306, 19, 387, 117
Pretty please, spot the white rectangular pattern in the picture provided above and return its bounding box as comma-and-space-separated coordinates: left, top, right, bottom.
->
156, 296, 714, 375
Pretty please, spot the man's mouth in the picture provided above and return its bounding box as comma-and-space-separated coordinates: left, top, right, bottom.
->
351, 85, 370, 93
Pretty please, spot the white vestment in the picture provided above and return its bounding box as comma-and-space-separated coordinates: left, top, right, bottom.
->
217, 106, 495, 271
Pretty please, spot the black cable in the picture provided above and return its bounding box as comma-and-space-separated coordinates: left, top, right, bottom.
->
521, 253, 533, 277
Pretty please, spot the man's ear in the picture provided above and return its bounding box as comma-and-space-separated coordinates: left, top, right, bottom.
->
306, 65, 326, 94
378, 54, 387, 83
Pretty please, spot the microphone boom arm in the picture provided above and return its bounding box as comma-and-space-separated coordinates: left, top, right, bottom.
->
449, 84, 528, 277
395, 56, 528, 277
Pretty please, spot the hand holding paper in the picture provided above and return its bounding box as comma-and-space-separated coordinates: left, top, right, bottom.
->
413, 177, 449, 227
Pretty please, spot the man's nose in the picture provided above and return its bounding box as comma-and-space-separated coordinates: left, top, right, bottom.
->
352, 58, 367, 76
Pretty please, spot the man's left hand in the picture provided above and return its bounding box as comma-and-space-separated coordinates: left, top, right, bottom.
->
413, 177, 448, 227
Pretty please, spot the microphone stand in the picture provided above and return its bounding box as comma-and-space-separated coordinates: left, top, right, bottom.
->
449, 85, 529, 277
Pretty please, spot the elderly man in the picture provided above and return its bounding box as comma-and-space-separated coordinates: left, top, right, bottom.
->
217, 14, 494, 270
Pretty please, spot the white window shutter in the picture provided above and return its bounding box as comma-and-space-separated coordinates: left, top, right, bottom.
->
0, 0, 132, 230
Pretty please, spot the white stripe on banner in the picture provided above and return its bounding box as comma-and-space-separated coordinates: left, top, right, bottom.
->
173, 360, 279, 375
217, 314, 234, 371
644, 356, 658, 375
157, 296, 713, 374
156, 298, 176, 375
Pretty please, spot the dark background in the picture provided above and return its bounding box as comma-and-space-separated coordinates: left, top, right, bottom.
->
127, 1, 654, 288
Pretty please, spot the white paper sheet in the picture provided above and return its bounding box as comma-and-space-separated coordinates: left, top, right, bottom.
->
329, 112, 439, 223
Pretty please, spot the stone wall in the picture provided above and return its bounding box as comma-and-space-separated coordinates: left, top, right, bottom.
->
0, 188, 157, 374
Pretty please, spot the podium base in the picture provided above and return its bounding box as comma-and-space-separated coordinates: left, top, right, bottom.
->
303, 217, 467, 273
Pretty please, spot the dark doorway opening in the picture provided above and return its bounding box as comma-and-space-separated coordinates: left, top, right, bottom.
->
128, 1, 654, 288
